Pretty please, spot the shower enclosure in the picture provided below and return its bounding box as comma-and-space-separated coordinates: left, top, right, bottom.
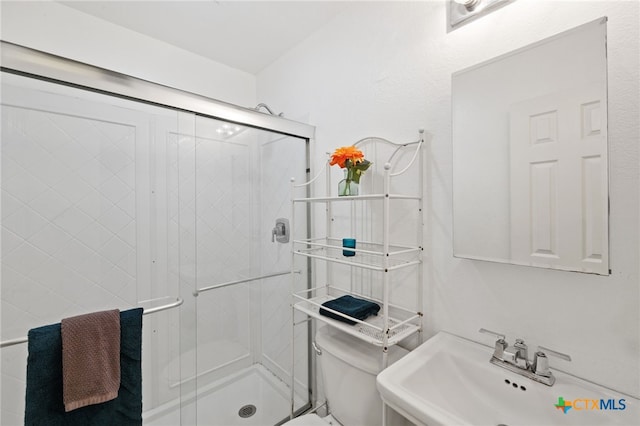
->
0, 42, 311, 425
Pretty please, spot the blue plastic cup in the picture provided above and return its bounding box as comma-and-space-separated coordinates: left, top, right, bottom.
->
342, 238, 356, 257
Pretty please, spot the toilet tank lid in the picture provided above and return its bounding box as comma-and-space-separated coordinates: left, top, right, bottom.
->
315, 326, 408, 375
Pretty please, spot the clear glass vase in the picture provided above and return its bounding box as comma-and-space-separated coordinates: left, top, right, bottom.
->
338, 169, 359, 196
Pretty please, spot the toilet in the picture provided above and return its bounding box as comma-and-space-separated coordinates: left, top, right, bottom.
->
284, 325, 409, 426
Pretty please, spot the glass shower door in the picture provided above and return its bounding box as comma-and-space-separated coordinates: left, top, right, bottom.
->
1, 56, 312, 425
185, 115, 310, 425
0, 72, 193, 425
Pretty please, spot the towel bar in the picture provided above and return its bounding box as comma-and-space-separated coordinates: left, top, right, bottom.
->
0, 297, 183, 349
195, 269, 300, 295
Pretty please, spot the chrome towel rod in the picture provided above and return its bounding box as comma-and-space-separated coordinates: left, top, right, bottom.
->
195, 270, 300, 295
0, 297, 183, 349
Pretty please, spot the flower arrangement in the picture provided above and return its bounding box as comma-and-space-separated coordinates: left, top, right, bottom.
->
330, 145, 372, 196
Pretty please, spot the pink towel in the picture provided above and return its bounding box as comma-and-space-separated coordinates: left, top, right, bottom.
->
61, 309, 121, 412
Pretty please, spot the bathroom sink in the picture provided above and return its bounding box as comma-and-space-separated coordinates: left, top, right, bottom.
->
377, 332, 639, 426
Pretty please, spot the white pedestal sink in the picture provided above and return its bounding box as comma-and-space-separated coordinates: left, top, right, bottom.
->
377, 332, 639, 426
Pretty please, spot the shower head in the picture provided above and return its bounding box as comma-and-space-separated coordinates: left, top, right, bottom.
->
254, 103, 284, 117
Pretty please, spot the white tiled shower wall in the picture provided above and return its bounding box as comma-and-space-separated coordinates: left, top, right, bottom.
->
2, 91, 138, 321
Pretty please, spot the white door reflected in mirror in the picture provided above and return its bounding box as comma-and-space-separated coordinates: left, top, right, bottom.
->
452, 18, 609, 275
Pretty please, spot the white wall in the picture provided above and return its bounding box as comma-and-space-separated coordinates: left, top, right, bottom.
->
0, 1, 256, 107
257, 0, 640, 398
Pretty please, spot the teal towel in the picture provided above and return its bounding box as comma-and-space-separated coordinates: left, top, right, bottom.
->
25, 308, 143, 426
320, 295, 380, 325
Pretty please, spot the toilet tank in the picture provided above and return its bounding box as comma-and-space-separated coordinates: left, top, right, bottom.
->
315, 326, 409, 426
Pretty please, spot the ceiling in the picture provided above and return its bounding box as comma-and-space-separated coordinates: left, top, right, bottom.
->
59, 1, 349, 75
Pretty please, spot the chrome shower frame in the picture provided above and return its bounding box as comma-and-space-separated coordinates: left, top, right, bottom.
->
1, 42, 312, 139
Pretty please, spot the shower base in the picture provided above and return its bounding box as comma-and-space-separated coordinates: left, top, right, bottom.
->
144, 364, 303, 426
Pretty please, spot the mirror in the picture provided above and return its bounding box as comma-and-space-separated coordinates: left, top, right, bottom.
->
452, 18, 609, 275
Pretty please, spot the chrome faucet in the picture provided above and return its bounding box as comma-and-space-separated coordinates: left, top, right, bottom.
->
479, 328, 571, 386
503, 338, 529, 369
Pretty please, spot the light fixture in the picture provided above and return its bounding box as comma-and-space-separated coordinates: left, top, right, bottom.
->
454, 0, 481, 11
449, 0, 515, 30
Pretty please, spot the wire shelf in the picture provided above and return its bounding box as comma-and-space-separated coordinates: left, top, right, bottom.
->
293, 238, 421, 271
293, 193, 421, 203
292, 292, 421, 347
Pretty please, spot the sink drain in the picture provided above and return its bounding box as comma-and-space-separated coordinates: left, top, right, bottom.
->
238, 404, 257, 418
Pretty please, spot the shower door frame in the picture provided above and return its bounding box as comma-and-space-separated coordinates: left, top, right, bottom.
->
1, 40, 315, 422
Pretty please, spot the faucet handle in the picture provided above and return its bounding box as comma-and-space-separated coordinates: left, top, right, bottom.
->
537, 346, 572, 362
532, 346, 572, 378
479, 328, 508, 360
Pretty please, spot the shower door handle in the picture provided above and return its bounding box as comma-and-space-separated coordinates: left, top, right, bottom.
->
272, 218, 289, 243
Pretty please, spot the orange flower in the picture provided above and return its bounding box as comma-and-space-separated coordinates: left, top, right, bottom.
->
330, 145, 365, 168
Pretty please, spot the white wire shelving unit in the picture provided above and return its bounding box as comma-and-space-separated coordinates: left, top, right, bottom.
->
289, 130, 425, 408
